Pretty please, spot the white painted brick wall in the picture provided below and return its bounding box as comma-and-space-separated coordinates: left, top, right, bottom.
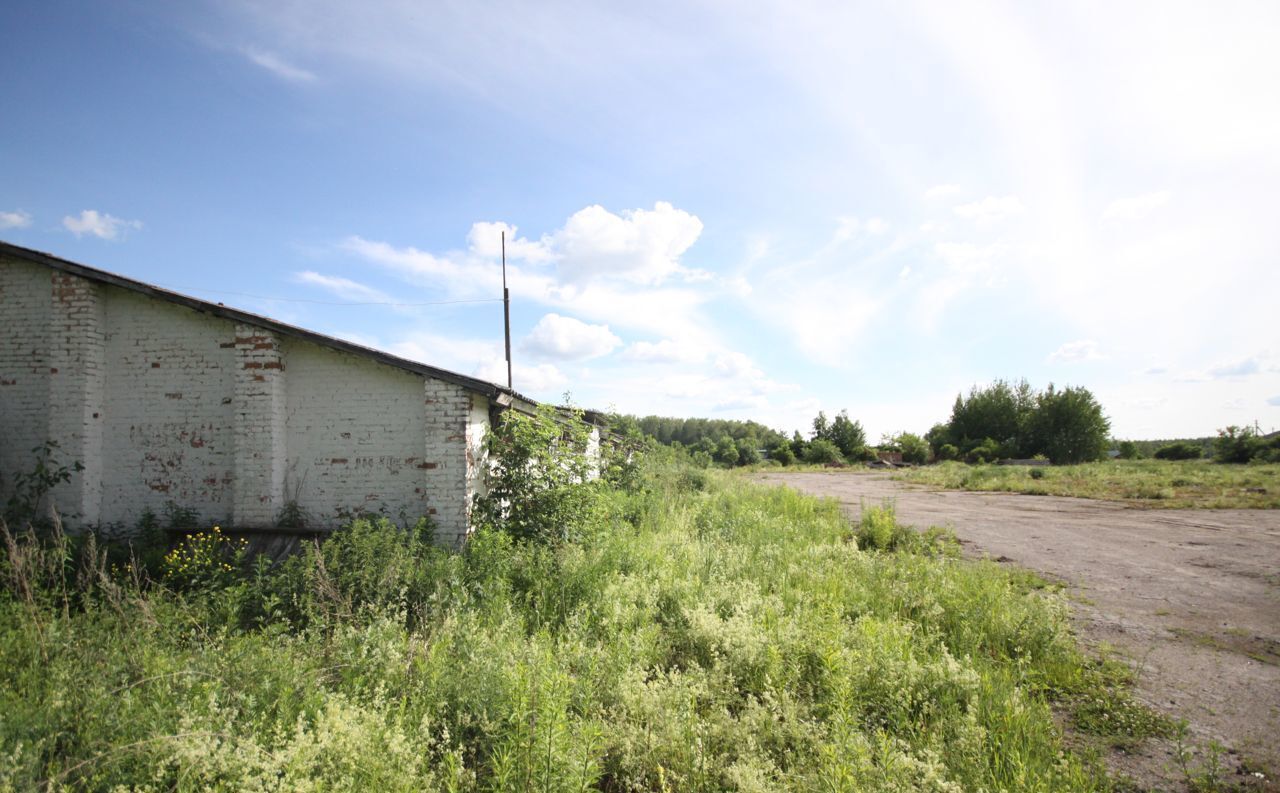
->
1, 255, 490, 545
0, 259, 52, 511
284, 340, 434, 530
98, 290, 238, 528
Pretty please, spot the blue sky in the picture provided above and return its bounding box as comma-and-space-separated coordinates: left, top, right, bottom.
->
3, 1, 1278, 440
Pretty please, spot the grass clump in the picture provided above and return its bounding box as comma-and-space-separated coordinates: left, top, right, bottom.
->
895, 459, 1280, 509
0, 462, 1166, 791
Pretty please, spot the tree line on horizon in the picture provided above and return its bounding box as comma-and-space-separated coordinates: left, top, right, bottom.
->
621, 378, 1115, 467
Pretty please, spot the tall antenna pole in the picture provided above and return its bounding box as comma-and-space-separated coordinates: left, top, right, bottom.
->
502, 231, 512, 389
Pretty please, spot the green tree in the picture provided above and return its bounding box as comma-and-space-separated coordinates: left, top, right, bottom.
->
713, 436, 740, 467
925, 423, 952, 457
803, 439, 844, 465
828, 410, 868, 459
1116, 440, 1140, 460
770, 441, 796, 465
789, 430, 807, 460
894, 432, 930, 465
1153, 441, 1201, 461
1214, 425, 1263, 463
948, 379, 1036, 456
1024, 385, 1110, 464
735, 438, 761, 466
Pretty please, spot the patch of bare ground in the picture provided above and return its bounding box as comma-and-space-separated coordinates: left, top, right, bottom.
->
755, 470, 1280, 792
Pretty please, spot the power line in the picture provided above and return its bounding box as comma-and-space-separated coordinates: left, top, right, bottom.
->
150, 282, 502, 307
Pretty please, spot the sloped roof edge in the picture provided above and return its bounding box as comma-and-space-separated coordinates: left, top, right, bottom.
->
0, 240, 536, 406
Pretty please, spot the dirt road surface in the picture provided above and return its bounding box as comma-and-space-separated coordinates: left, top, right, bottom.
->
755, 471, 1280, 789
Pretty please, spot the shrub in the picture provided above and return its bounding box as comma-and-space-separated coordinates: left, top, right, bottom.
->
472, 403, 602, 544
735, 438, 761, 466
1116, 440, 1140, 460
713, 436, 740, 467
1154, 441, 1202, 461
1030, 468, 1046, 480
966, 438, 1001, 464
895, 432, 930, 465
803, 438, 845, 465
1214, 425, 1263, 464
769, 443, 796, 466
938, 443, 960, 461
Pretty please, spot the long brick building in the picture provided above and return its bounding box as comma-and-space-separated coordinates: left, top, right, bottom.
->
0, 241, 566, 546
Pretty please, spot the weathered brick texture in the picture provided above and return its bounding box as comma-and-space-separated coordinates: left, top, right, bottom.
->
1, 254, 492, 546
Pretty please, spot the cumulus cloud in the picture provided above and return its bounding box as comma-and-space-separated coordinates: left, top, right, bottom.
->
0, 210, 32, 229
1048, 339, 1103, 363
62, 210, 142, 240
521, 313, 620, 360
342, 203, 717, 347
243, 48, 316, 82
713, 351, 764, 380
551, 202, 703, 285
953, 195, 1026, 225
1102, 191, 1172, 221
620, 339, 707, 364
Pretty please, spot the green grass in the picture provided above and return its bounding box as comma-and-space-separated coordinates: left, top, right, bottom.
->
893, 459, 1280, 509
0, 464, 1167, 791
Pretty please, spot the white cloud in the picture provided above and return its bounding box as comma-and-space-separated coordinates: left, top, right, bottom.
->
925, 184, 962, 199
478, 361, 568, 393
620, 339, 707, 364
62, 210, 142, 240
342, 203, 718, 348
1048, 339, 1103, 363
1102, 191, 1172, 221
294, 271, 394, 303
466, 221, 555, 264
0, 210, 32, 229
712, 351, 764, 380
551, 202, 703, 285
243, 48, 316, 82
953, 195, 1026, 225
521, 313, 620, 361
865, 217, 888, 234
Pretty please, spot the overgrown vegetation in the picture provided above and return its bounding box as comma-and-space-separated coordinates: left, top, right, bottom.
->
1213, 424, 1280, 464
0, 423, 1172, 789
895, 459, 1280, 509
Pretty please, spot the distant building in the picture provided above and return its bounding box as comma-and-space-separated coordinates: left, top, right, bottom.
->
0, 242, 588, 546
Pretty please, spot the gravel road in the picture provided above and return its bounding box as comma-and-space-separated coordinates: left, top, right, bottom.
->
754, 471, 1280, 789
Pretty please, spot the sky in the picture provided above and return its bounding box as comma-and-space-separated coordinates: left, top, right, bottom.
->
3, 0, 1278, 441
